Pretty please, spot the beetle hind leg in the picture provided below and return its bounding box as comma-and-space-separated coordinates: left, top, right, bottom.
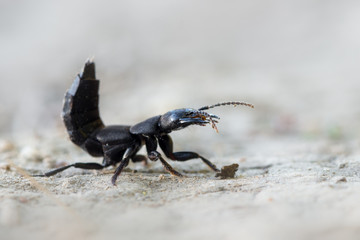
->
33, 161, 110, 177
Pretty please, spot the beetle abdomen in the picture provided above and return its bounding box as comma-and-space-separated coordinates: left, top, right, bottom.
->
62, 61, 104, 156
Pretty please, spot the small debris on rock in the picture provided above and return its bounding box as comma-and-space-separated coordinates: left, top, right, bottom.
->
216, 163, 239, 179
42, 156, 57, 168
19, 147, 43, 163
0, 162, 11, 171
336, 177, 347, 183
0, 140, 15, 153
338, 163, 347, 169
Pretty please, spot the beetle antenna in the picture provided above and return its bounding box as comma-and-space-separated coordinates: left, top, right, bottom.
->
198, 101, 254, 111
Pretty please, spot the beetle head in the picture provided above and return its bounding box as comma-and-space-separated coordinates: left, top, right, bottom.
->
159, 101, 254, 133
159, 108, 219, 133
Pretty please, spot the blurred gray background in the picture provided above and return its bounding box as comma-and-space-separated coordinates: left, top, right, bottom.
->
1, 0, 359, 139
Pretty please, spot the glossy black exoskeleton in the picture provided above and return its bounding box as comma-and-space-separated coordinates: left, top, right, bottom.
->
35, 60, 254, 185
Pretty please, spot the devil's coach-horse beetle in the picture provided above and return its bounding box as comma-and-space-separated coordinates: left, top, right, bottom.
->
34, 60, 254, 185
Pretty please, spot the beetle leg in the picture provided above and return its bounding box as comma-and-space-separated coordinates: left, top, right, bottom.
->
111, 146, 138, 185
33, 161, 111, 177
158, 135, 220, 172
148, 151, 183, 177
131, 154, 148, 166
144, 135, 182, 177
111, 158, 129, 186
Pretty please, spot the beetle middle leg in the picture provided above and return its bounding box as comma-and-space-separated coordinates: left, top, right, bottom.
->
111, 146, 140, 185
158, 135, 220, 172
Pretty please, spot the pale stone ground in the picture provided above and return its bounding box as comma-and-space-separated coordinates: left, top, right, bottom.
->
1, 134, 360, 240
1, 1, 360, 240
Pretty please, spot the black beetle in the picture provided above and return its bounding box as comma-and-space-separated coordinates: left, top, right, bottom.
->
35, 60, 254, 185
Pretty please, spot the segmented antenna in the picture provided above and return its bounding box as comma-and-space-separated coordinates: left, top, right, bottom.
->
198, 101, 254, 111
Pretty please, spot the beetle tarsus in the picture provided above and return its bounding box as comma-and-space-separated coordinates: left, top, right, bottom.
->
199, 156, 220, 172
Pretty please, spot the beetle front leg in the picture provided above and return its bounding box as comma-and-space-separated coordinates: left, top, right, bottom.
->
158, 135, 220, 172
145, 136, 182, 177
148, 151, 183, 177
131, 154, 148, 165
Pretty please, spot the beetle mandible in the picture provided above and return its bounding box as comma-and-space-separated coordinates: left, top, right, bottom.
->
35, 60, 254, 185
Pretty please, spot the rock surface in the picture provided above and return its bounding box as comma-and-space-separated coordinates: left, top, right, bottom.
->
1, 136, 359, 240
1, 1, 360, 239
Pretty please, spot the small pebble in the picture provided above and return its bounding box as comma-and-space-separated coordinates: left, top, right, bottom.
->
336, 177, 347, 183
0, 140, 15, 153
216, 164, 239, 179
338, 163, 347, 169
19, 146, 43, 163
0, 162, 11, 171
42, 156, 57, 168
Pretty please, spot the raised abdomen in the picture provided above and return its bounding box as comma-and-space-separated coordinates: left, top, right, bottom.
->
62, 61, 104, 156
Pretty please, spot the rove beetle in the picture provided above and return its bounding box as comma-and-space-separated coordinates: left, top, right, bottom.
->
34, 60, 254, 185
